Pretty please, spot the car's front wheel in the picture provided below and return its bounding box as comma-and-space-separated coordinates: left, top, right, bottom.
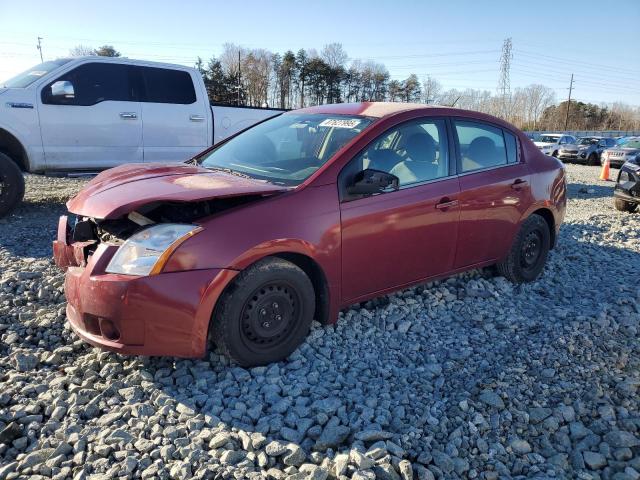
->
587, 153, 600, 166
497, 214, 551, 283
210, 257, 315, 367
614, 198, 638, 213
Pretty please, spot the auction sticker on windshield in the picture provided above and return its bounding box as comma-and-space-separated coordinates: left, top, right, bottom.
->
318, 118, 361, 129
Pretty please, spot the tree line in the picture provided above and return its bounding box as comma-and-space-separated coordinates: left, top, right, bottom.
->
69, 42, 639, 131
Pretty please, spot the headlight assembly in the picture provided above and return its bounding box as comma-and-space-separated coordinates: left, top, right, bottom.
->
106, 224, 202, 276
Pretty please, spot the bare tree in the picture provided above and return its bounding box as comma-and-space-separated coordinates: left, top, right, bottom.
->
321, 43, 348, 69
68, 45, 96, 57
422, 76, 442, 104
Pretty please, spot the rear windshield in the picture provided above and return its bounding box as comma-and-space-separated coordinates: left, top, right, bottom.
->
199, 113, 373, 186
2, 59, 72, 88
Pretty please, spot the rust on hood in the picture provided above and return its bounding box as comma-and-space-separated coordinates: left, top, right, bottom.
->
67, 163, 292, 219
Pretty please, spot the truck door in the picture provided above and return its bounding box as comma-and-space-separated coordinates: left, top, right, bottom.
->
38, 62, 143, 170
137, 66, 209, 163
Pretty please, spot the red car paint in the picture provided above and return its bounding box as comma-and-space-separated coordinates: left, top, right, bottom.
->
53, 102, 566, 358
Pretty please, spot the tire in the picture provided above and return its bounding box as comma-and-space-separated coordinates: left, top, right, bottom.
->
614, 198, 638, 213
210, 257, 315, 367
552, 150, 558, 158
0, 152, 25, 219
497, 214, 551, 283
587, 153, 600, 166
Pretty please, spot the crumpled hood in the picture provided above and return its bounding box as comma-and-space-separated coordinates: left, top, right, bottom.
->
67, 163, 292, 219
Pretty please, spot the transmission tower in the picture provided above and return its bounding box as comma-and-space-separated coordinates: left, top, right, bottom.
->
497, 38, 512, 119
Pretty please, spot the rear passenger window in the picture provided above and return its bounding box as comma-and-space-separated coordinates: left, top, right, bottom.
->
504, 131, 518, 164
140, 67, 196, 104
455, 121, 508, 173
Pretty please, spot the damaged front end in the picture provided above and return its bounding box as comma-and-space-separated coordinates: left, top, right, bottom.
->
53, 195, 266, 270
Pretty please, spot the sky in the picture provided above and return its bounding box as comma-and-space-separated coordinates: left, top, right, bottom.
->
1, 0, 639, 105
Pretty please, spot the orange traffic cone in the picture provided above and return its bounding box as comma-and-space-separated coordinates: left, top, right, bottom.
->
599, 158, 611, 181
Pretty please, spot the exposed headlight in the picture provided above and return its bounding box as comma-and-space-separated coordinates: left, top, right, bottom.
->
106, 224, 202, 276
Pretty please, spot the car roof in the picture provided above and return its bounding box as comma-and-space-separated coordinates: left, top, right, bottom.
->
291, 102, 522, 134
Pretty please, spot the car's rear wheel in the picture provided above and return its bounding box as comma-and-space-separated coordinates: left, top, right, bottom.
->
587, 153, 599, 166
0, 153, 25, 218
210, 257, 315, 367
496, 214, 550, 283
614, 198, 638, 213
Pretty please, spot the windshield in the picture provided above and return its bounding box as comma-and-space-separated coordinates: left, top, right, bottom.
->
622, 140, 640, 149
199, 113, 374, 185
578, 137, 598, 145
2, 59, 72, 88
539, 135, 561, 143
617, 137, 631, 146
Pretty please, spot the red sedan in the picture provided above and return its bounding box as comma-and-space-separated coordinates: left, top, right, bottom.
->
53, 102, 566, 366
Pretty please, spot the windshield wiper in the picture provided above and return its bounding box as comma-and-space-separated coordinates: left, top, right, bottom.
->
206, 166, 254, 180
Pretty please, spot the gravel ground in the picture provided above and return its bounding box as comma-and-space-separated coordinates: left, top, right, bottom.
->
0, 165, 638, 480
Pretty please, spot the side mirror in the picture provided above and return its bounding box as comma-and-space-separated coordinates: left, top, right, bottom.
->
347, 168, 399, 196
51, 80, 75, 99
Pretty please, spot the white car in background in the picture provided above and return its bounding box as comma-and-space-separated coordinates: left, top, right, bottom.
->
0, 57, 284, 217
533, 134, 578, 158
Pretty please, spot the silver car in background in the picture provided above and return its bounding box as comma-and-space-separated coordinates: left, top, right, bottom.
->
602, 137, 640, 168
534, 134, 577, 158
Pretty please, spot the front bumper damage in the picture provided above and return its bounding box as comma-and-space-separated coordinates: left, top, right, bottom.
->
53, 215, 237, 357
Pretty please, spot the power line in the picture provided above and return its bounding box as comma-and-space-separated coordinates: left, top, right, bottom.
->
36, 37, 43, 62
497, 38, 512, 118
564, 74, 574, 130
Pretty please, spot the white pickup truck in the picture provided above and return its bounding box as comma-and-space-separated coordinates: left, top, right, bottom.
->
0, 57, 284, 217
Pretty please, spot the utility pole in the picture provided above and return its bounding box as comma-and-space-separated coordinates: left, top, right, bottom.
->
564, 74, 574, 131
37, 37, 43, 62
497, 38, 512, 120
237, 50, 241, 106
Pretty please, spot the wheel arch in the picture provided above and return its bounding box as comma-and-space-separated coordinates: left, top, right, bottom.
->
0, 127, 30, 171
530, 207, 556, 249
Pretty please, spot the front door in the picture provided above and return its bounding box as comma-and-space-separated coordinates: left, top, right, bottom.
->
452, 119, 532, 268
339, 118, 460, 302
39, 61, 142, 170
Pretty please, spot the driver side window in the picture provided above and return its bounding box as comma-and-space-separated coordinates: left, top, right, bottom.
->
353, 118, 449, 188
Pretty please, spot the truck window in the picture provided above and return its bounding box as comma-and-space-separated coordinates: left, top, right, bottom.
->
138, 66, 196, 104
42, 63, 134, 106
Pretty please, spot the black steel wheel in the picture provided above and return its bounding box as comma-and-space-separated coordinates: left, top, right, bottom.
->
210, 257, 315, 367
497, 214, 551, 283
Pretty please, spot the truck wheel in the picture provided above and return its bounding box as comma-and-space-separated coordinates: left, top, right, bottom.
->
0, 152, 25, 218
496, 214, 551, 283
587, 153, 600, 166
614, 198, 638, 213
210, 257, 315, 367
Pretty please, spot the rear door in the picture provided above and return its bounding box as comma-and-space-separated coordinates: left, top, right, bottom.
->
137, 66, 209, 163
39, 61, 142, 170
453, 120, 532, 268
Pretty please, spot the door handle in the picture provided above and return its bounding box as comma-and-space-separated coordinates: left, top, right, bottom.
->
511, 179, 529, 190
190, 114, 205, 122
119, 112, 137, 119
435, 199, 459, 210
